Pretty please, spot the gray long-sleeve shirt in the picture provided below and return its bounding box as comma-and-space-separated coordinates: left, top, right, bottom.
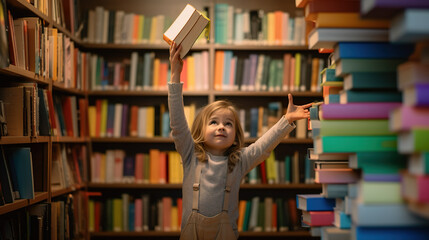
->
168, 83, 295, 235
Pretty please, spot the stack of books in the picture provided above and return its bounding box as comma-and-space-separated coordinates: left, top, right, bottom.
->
296, 0, 429, 239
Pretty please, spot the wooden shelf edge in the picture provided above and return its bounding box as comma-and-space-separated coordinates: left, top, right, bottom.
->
51, 184, 83, 198
89, 230, 312, 237
0, 192, 48, 215
87, 183, 321, 190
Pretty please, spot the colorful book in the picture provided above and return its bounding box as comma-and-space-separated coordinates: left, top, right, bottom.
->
320, 119, 393, 136
403, 83, 429, 107
308, 28, 389, 50
320, 103, 401, 119
321, 184, 349, 199
340, 90, 402, 104
353, 226, 429, 240
408, 152, 429, 175
5, 148, 34, 199
401, 172, 429, 203
296, 194, 336, 211
335, 58, 405, 77
349, 152, 407, 174
389, 106, 429, 132
343, 72, 397, 91
304, 0, 360, 21
315, 136, 397, 154
361, 0, 429, 18
314, 12, 390, 28
333, 42, 414, 61
333, 210, 351, 229
397, 61, 429, 90
315, 168, 359, 184
302, 210, 334, 226
398, 128, 429, 153
390, 9, 429, 43
358, 181, 402, 204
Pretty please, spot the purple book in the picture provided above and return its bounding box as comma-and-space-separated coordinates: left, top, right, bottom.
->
121, 104, 129, 137
361, 0, 429, 19
362, 173, 401, 182
404, 83, 429, 107
321, 102, 401, 119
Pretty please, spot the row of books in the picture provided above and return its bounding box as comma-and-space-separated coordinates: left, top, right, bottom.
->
214, 3, 306, 45
0, 194, 83, 239
51, 144, 87, 191
214, 51, 326, 92
88, 51, 209, 91
6, 12, 84, 88
90, 149, 183, 184
88, 194, 182, 232
51, 94, 88, 138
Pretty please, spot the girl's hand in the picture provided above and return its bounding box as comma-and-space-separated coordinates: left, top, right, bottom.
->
169, 42, 183, 83
285, 94, 312, 123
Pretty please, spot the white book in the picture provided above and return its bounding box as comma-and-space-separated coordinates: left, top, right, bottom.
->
102, 10, 109, 43
138, 107, 147, 137
94, 6, 104, 43
113, 103, 122, 138
129, 52, 138, 90
105, 150, 115, 183
114, 11, 125, 44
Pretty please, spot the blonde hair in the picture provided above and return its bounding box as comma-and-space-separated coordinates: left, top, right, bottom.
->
191, 100, 244, 172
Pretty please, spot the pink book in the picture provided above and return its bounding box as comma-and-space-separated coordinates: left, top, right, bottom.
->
315, 168, 359, 184
402, 173, 429, 202
202, 51, 209, 90
289, 57, 295, 91
135, 153, 144, 183
390, 105, 429, 132
134, 198, 143, 231
302, 210, 334, 226
114, 150, 125, 183
162, 197, 172, 231
321, 102, 401, 119
283, 54, 291, 91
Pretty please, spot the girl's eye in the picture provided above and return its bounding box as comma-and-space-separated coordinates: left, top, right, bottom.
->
225, 122, 233, 127
209, 120, 217, 125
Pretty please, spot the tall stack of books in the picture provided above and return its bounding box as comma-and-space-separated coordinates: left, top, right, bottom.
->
296, 0, 429, 239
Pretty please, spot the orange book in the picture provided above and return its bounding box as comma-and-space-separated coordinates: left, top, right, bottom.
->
133, 15, 140, 44
272, 202, 277, 232
159, 151, 167, 184
180, 59, 188, 90
79, 98, 88, 137
149, 149, 160, 183
314, 12, 390, 29
158, 61, 168, 90
135, 153, 144, 183
237, 200, 247, 231
162, 197, 172, 231
274, 11, 283, 44
283, 53, 292, 91
129, 105, 139, 137
310, 57, 320, 92
287, 198, 299, 230
152, 58, 160, 90
214, 51, 224, 90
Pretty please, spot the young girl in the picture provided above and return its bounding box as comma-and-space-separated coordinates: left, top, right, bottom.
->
168, 42, 312, 240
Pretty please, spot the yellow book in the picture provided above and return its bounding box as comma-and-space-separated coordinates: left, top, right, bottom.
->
149, 16, 158, 43
113, 198, 123, 231
152, 58, 160, 90
294, 53, 301, 90
187, 55, 195, 90
50, 28, 58, 81
88, 106, 96, 137
266, 151, 277, 184
315, 12, 390, 29
267, 12, 275, 44
237, 200, 247, 232
138, 15, 145, 43
168, 151, 178, 183
100, 99, 108, 137
146, 106, 155, 137
171, 204, 178, 231
149, 149, 160, 183
88, 200, 95, 231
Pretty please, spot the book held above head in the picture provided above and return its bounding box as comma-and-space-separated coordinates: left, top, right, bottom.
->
163, 4, 210, 59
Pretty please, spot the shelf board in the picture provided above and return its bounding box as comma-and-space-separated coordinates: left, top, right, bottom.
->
214, 91, 323, 97
6, 0, 50, 23
87, 183, 321, 190
87, 89, 211, 97
80, 43, 210, 50
51, 184, 83, 198
89, 230, 313, 237
0, 192, 48, 215
0, 136, 50, 144
0, 65, 49, 85
52, 136, 89, 143
214, 44, 310, 51
52, 82, 86, 96
90, 137, 173, 143
87, 183, 182, 189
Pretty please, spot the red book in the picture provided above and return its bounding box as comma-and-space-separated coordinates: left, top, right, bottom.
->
159, 151, 167, 184
94, 201, 101, 232
302, 210, 334, 226
259, 161, 267, 184
46, 90, 57, 136
129, 105, 139, 137
79, 98, 88, 137
95, 99, 102, 137
287, 198, 299, 230
177, 198, 183, 228
62, 96, 74, 136
135, 153, 144, 183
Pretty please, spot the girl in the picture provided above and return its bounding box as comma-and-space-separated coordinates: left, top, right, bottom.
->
168, 42, 312, 240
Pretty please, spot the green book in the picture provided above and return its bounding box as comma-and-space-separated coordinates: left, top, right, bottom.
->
106, 198, 113, 231
284, 156, 291, 184
242, 200, 252, 231
335, 59, 405, 77
315, 136, 397, 154
256, 200, 265, 232
340, 90, 402, 103
320, 68, 343, 87
320, 119, 394, 136
359, 181, 402, 204
88, 200, 95, 231
349, 152, 407, 174
343, 72, 397, 91
113, 198, 123, 231
399, 128, 429, 153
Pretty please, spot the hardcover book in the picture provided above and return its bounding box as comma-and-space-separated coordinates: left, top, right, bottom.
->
297, 194, 336, 211
163, 4, 210, 58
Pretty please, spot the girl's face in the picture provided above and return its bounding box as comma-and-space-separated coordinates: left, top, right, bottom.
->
203, 108, 236, 156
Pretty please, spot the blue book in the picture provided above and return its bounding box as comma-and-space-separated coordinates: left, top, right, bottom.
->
250, 108, 258, 138
322, 184, 348, 198
354, 226, 429, 240
340, 90, 402, 103
5, 148, 34, 199
353, 204, 429, 227
248, 54, 259, 90
106, 104, 115, 137
143, 52, 154, 89
214, 4, 229, 44
222, 51, 233, 89
296, 194, 335, 211
284, 155, 291, 183
333, 42, 414, 61
390, 9, 429, 43
128, 202, 135, 231
161, 112, 170, 137
123, 156, 135, 182
335, 210, 351, 229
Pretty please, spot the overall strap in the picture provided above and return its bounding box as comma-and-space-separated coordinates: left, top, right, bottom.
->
192, 162, 204, 211
222, 168, 234, 212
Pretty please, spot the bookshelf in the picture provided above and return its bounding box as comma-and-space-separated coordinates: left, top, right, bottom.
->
0, 0, 325, 239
